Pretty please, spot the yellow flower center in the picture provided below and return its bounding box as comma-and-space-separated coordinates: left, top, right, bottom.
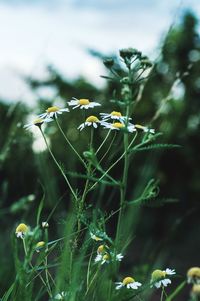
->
46, 106, 60, 113
15, 223, 28, 234
151, 270, 166, 281
113, 122, 125, 128
97, 245, 106, 254
187, 267, 200, 278
103, 253, 110, 261
79, 99, 90, 105
111, 111, 122, 117
86, 116, 99, 123
34, 118, 44, 125
122, 277, 135, 285
36, 241, 45, 248
192, 284, 200, 296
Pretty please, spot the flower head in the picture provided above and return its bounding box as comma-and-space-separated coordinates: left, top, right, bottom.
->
116, 276, 142, 290
135, 124, 155, 134
95, 252, 110, 264
24, 117, 52, 130
103, 121, 135, 132
54, 291, 67, 300
90, 232, 103, 241
39, 106, 69, 119
68, 98, 101, 110
191, 284, 200, 297
151, 268, 176, 288
42, 221, 49, 228
100, 111, 130, 122
78, 115, 101, 131
187, 267, 200, 284
95, 250, 123, 265
15, 223, 29, 238
35, 241, 46, 252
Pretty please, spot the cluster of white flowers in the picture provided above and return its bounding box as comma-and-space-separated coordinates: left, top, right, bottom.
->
24, 98, 155, 135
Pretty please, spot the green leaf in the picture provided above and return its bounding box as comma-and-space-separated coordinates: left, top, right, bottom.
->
67, 171, 119, 187
129, 143, 181, 153
166, 281, 186, 301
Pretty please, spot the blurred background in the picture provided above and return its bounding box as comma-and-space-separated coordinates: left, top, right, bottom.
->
0, 0, 200, 300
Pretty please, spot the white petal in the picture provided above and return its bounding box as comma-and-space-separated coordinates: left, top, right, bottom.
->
162, 279, 171, 287
115, 283, 123, 290
165, 268, 176, 275
154, 281, 162, 288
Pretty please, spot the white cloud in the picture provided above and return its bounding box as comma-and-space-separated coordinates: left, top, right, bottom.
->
0, 0, 200, 104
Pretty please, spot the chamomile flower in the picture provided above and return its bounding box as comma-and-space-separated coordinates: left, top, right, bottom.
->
78, 116, 101, 131
187, 267, 200, 284
100, 111, 130, 122
38, 106, 69, 119
191, 284, 200, 297
24, 117, 52, 130
151, 268, 176, 288
42, 221, 49, 228
68, 97, 101, 109
35, 241, 46, 252
90, 232, 103, 241
102, 121, 136, 132
15, 223, 29, 239
115, 277, 142, 290
135, 124, 155, 134
54, 291, 67, 300
95, 253, 110, 264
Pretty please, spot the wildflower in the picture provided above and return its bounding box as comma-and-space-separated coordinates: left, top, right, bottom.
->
103, 121, 136, 132
15, 223, 29, 238
115, 276, 142, 290
54, 291, 67, 300
100, 111, 131, 122
135, 124, 155, 134
90, 232, 103, 241
95, 253, 110, 264
35, 241, 46, 252
24, 117, 52, 130
42, 221, 49, 228
78, 116, 101, 131
187, 267, 200, 284
151, 268, 176, 288
97, 244, 108, 254
39, 106, 69, 119
68, 98, 101, 110
191, 284, 200, 297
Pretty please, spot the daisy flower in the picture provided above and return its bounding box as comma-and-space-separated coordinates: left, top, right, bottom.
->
100, 111, 130, 122
24, 117, 52, 130
90, 232, 104, 241
15, 223, 29, 239
151, 268, 176, 288
35, 241, 46, 253
68, 98, 101, 110
78, 115, 101, 131
187, 267, 200, 284
95, 253, 110, 264
115, 277, 142, 290
135, 124, 155, 134
38, 106, 69, 119
54, 291, 67, 300
191, 284, 200, 297
102, 121, 136, 132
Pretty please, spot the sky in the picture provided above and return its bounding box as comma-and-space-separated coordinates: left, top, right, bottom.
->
0, 0, 200, 105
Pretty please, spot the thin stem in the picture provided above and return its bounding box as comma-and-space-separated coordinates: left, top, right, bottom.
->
55, 118, 87, 168
88, 132, 137, 192
98, 131, 116, 164
39, 128, 77, 201
44, 256, 52, 296
160, 287, 165, 301
95, 129, 111, 155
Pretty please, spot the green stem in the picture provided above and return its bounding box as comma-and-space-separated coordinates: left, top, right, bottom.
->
160, 287, 165, 301
44, 257, 52, 296
40, 128, 77, 201
55, 118, 87, 168
88, 132, 137, 192
95, 129, 111, 155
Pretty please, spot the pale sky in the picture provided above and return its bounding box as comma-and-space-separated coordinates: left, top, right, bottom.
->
0, 0, 200, 105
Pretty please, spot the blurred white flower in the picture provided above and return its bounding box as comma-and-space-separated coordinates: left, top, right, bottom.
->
39, 106, 69, 119
151, 268, 176, 288
24, 117, 52, 130
100, 111, 130, 122
78, 115, 102, 130
102, 121, 135, 132
68, 98, 101, 109
116, 277, 142, 290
